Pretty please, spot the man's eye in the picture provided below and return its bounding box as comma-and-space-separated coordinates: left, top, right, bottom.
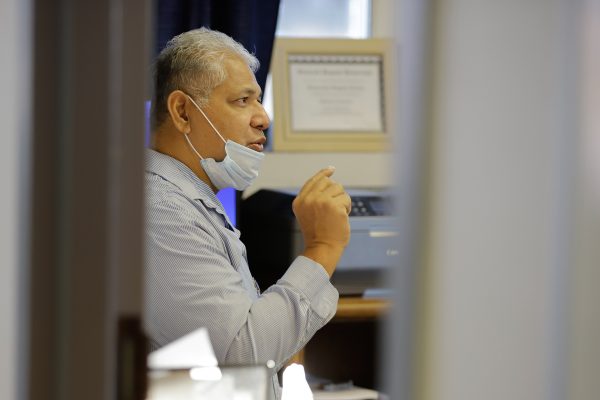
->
236, 97, 249, 104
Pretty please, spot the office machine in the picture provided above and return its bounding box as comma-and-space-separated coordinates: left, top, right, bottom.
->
239, 189, 399, 295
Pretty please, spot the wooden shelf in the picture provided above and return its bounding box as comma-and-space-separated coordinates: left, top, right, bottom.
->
334, 297, 391, 319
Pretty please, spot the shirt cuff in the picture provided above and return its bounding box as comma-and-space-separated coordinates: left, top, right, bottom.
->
279, 256, 339, 319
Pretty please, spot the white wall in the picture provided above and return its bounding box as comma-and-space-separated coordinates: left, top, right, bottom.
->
416, 1, 581, 400
245, 152, 392, 197
0, 0, 31, 399
569, 1, 600, 398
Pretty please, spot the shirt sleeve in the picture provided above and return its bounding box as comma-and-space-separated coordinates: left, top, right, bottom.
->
226, 255, 339, 370
145, 195, 339, 370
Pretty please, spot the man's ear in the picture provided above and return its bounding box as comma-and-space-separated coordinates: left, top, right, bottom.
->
166, 90, 191, 133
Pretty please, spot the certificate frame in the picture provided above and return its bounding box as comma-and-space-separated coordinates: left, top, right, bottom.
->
271, 38, 393, 152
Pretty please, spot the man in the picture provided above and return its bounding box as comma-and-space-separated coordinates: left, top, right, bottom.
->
145, 27, 351, 398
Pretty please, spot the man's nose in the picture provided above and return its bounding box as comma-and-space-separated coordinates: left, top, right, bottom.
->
252, 104, 271, 131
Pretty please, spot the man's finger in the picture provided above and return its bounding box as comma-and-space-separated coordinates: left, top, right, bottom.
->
298, 166, 336, 196
335, 192, 352, 215
322, 182, 346, 197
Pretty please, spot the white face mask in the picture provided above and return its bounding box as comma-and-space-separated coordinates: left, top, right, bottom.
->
184, 95, 265, 191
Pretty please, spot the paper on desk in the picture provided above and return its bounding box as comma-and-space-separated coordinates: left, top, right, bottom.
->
312, 386, 379, 400
147, 328, 218, 370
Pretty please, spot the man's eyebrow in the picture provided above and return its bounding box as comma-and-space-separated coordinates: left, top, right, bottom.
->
239, 87, 262, 98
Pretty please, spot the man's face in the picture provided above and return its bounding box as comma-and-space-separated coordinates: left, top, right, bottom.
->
188, 56, 270, 160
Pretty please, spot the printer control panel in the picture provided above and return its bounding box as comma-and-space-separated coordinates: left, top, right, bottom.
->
350, 195, 391, 217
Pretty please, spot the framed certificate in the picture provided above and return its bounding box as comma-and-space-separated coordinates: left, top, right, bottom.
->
271, 38, 394, 152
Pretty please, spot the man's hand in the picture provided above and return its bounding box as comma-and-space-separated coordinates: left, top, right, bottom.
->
293, 166, 351, 276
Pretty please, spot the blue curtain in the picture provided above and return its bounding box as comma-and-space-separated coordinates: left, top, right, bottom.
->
155, 0, 281, 93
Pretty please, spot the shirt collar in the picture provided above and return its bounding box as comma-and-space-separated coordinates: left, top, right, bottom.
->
145, 149, 232, 221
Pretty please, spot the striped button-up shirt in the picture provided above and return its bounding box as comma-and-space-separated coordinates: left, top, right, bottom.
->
144, 149, 339, 398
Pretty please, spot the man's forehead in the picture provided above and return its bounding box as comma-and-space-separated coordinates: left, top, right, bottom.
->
218, 58, 261, 95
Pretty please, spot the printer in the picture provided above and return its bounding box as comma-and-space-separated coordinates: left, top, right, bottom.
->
239, 188, 399, 295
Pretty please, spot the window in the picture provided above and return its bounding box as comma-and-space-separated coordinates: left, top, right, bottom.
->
276, 0, 371, 38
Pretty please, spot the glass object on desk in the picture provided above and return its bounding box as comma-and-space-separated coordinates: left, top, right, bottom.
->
147, 365, 270, 400
147, 328, 271, 399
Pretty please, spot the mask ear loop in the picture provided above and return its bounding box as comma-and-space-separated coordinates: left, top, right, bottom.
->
183, 133, 205, 160
186, 95, 227, 144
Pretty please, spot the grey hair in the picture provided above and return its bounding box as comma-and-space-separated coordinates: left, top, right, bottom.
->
152, 27, 260, 128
